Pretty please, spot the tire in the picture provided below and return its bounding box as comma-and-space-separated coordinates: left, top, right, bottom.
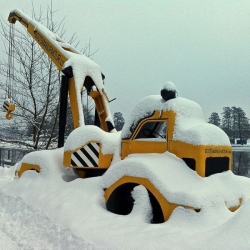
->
106, 182, 164, 223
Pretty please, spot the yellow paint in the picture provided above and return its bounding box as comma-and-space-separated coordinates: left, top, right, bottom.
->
228, 198, 242, 212
15, 163, 40, 178
68, 77, 80, 128
105, 175, 242, 222
104, 176, 179, 221
170, 141, 232, 177
121, 108, 232, 178
121, 110, 175, 159
5, 103, 15, 120
89, 91, 109, 131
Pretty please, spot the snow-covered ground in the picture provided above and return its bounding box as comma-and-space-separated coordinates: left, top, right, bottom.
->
0, 148, 250, 249
232, 145, 250, 152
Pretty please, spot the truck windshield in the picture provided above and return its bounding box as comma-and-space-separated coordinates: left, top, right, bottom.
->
135, 121, 167, 140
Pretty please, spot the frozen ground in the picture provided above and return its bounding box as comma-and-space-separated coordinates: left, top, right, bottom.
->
0, 148, 250, 249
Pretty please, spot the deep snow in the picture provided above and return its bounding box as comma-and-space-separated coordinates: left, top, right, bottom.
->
0, 148, 250, 249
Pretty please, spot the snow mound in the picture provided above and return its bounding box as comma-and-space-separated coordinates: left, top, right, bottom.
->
102, 152, 250, 208
0, 192, 92, 250
0, 146, 250, 249
162, 81, 177, 92
64, 125, 121, 163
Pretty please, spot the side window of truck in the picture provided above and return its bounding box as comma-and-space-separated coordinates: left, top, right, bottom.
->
135, 121, 167, 140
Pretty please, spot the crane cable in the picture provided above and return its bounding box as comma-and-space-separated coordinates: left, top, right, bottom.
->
7, 23, 14, 101
4, 23, 15, 120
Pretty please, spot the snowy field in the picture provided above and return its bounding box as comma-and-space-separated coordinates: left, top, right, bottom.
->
0, 148, 250, 249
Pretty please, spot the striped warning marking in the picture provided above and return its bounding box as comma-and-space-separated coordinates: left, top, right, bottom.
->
3, 101, 9, 112
71, 142, 99, 167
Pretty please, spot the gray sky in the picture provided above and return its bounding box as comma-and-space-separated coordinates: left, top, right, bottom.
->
1, 0, 250, 121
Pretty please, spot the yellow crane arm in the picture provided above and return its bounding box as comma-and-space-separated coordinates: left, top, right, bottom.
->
8, 10, 79, 70
8, 9, 114, 132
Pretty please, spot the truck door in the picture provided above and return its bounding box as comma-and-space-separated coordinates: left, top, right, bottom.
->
129, 119, 168, 155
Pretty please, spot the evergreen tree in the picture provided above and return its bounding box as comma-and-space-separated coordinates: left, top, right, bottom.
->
221, 107, 232, 141
208, 112, 221, 126
113, 112, 125, 131
221, 106, 250, 144
234, 107, 249, 144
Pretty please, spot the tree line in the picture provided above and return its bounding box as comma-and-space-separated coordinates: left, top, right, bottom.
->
208, 107, 250, 144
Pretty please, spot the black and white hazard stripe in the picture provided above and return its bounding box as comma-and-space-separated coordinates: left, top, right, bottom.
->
71, 142, 99, 167
3, 101, 9, 112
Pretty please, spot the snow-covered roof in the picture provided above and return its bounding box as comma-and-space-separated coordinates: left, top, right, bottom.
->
121, 95, 230, 146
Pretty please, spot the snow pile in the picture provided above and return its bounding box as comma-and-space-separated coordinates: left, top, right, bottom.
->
64, 125, 121, 163
131, 185, 153, 223
162, 81, 177, 92
0, 147, 250, 249
167, 97, 230, 145
102, 152, 250, 208
0, 192, 91, 249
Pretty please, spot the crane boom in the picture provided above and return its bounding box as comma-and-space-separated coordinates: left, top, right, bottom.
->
8, 9, 115, 133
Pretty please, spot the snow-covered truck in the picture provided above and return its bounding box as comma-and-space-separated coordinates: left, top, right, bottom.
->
8, 10, 240, 223
101, 87, 236, 223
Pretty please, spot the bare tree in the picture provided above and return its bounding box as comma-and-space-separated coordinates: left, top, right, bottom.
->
0, 4, 94, 149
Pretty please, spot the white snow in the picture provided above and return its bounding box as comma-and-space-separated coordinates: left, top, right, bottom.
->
10, 9, 81, 55
162, 81, 177, 92
63, 53, 113, 127
102, 152, 250, 208
64, 126, 121, 164
1, 147, 250, 249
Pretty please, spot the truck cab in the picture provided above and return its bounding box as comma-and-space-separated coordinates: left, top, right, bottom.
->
120, 93, 232, 178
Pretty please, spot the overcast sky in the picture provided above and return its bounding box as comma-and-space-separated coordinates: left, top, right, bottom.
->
1, 0, 249, 121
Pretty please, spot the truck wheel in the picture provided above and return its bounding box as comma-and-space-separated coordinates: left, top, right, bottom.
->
106, 183, 138, 215
106, 182, 164, 223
